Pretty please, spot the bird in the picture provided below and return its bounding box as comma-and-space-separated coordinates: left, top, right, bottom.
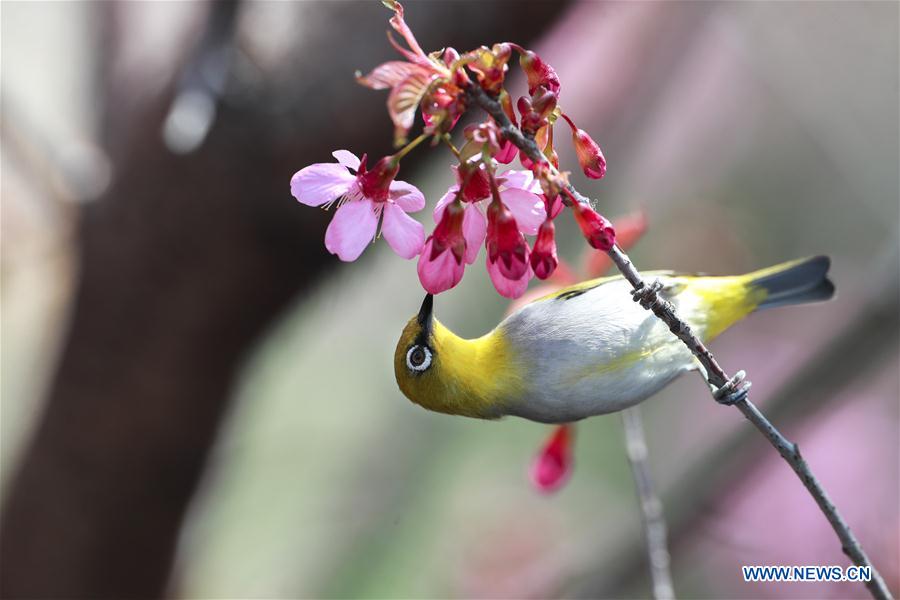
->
394, 256, 834, 424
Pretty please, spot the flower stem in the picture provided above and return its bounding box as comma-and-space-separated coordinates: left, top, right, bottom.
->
393, 132, 429, 162
441, 134, 461, 159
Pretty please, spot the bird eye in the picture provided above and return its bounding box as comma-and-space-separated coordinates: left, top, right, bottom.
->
406, 344, 432, 372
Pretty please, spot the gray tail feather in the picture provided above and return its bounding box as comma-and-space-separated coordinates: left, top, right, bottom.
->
753, 256, 835, 311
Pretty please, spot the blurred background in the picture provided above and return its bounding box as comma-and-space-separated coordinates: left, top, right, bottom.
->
1, 1, 898, 598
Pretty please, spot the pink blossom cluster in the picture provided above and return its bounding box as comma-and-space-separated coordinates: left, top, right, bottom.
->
290, 0, 615, 299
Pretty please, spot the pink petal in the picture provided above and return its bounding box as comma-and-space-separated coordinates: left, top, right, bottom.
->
381, 203, 425, 259
486, 256, 532, 299
331, 150, 360, 172
417, 238, 465, 294
496, 140, 517, 164
433, 186, 460, 222
291, 163, 355, 207
387, 70, 433, 144
499, 169, 540, 193
499, 187, 546, 235
462, 203, 487, 264
389, 180, 426, 212
529, 425, 574, 494
356, 61, 428, 90
324, 200, 378, 261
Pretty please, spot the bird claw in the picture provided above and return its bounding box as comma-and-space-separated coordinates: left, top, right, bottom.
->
714, 370, 752, 405
631, 279, 664, 309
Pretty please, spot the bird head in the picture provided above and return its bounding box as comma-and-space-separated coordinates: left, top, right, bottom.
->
394, 294, 514, 419
394, 294, 442, 410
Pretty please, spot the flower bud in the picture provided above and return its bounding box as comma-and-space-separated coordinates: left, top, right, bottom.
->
430, 199, 466, 263
529, 424, 573, 493
530, 219, 558, 280
516, 96, 543, 135
562, 113, 606, 179
530, 86, 558, 120
572, 202, 616, 251
495, 91, 517, 164
519, 50, 561, 95
572, 129, 606, 179
487, 200, 529, 280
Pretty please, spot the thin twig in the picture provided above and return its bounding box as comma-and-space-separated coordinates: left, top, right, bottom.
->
621, 407, 675, 600
467, 83, 893, 600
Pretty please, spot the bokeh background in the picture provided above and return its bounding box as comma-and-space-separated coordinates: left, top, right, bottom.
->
1, 1, 898, 598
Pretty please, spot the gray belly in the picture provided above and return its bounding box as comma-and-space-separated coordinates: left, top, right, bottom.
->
496, 278, 702, 423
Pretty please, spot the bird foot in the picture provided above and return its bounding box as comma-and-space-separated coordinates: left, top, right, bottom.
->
714, 370, 752, 405
631, 279, 665, 310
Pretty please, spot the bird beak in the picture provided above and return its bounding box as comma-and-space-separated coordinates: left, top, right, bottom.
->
417, 293, 434, 328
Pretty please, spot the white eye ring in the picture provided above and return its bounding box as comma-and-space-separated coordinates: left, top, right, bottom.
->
406, 345, 433, 372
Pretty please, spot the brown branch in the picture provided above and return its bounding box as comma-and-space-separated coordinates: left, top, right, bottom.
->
467, 83, 893, 600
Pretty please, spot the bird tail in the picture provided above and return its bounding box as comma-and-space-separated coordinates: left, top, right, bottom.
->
746, 255, 835, 311
690, 256, 835, 340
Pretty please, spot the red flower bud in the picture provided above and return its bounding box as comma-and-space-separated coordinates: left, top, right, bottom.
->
572, 202, 616, 251
519, 50, 561, 96
486, 200, 529, 280
516, 96, 543, 135
430, 200, 466, 263
357, 156, 399, 202
572, 129, 606, 179
562, 113, 606, 179
494, 90, 518, 164
530, 86, 558, 120
529, 424, 573, 493
530, 219, 558, 280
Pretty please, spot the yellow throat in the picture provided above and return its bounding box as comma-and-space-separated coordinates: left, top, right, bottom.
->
394, 304, 524, 419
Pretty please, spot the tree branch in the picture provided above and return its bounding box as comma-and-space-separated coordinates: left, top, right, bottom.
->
467, 83, 893, 600
622, 407, 675, 600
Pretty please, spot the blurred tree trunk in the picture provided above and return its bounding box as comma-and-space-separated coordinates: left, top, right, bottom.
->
0, 2, 566, 597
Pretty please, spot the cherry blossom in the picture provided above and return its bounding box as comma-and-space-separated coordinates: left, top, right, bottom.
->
291, 150, 425, 262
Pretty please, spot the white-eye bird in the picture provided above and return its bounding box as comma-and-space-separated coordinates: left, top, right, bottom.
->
394, 256, 834, 423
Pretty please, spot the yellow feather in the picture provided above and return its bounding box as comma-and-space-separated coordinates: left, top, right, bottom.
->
394, 317, 524, 418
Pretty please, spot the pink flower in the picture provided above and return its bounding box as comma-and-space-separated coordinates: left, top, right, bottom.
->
486, 200, 529, 280
529, 424, 574, 493
486, 255, 533, 299
425, 165, 545, 296
485, 199, 532, 298
417, 199, 466, 294
290, 150, 425, 262
433, 165, 545, 263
